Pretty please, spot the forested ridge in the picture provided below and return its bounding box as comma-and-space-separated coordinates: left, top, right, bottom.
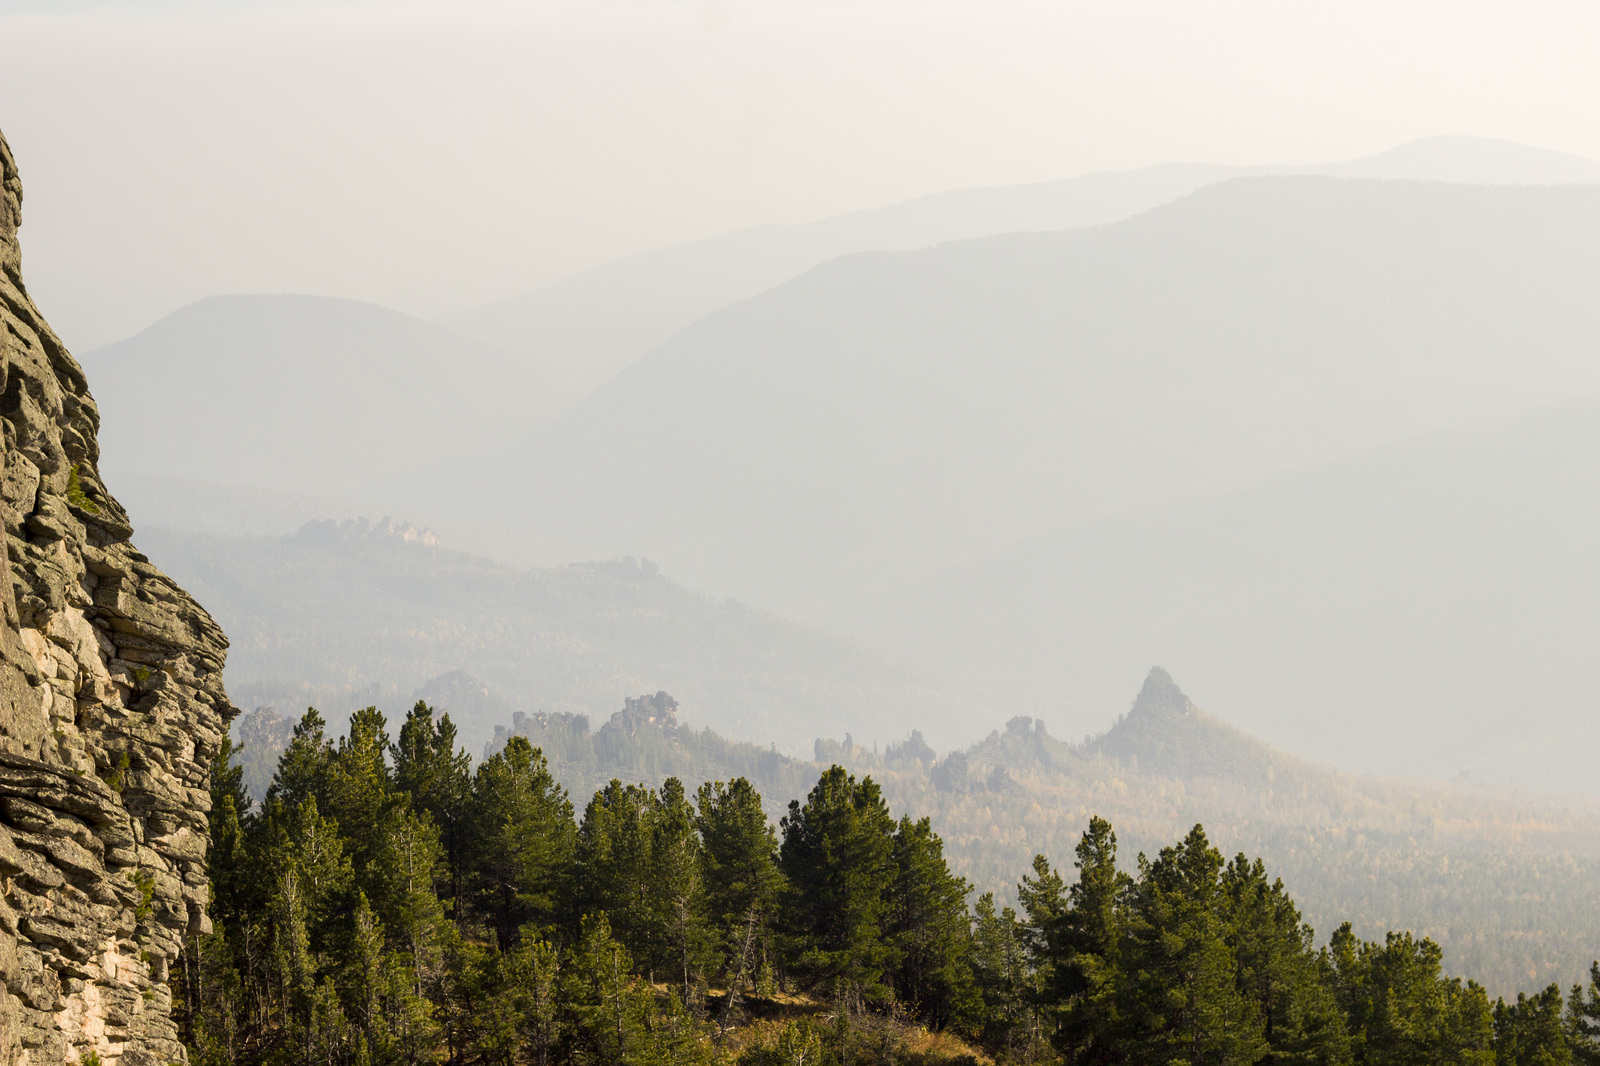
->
482, 671, 1600, 995
184, 701, 1600, 1065
228, 669, 1600, 999
140, 522, 1050, 759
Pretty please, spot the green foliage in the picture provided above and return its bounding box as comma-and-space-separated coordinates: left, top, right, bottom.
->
99, 749, 132, 793
266, 707, 333, 812
130, 869, 157, 925
184, 709, 1600, 1066
392, 701, 471, 903
1496, 984, 1572, 1066
888, 816, 980, 1031
228, 687, 1600, 998
653, 777, 716, 1001
65, 463, 101, 514
698, 777, 784, 1022
467, 735, 576, 947
1328, 923, 1495, 1064
559, 915, 656, 1065
970, 892, 1045, 1060
737, 1019, 832, 1066
1120, 824, 1266, 1064
778, 766, 897, 1004
1567, 964, 1600, 1066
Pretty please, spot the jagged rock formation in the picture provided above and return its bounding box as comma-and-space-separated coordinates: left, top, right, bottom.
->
0, 131, 230, 1063
613, 690, 678, 733
1087, 666, 1276, 783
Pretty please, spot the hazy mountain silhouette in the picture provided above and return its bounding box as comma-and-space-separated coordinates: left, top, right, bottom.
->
138, 521, 1068, 756
88, 141, 1600, 580
447, 136, 1600, 401
815, 393, 1600, 784
499, 177, 1600, 615
1083, 667, 1279, 784
81, 294, 558, 521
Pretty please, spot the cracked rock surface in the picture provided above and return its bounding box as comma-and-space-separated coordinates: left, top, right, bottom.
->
0, 128, 231, 1064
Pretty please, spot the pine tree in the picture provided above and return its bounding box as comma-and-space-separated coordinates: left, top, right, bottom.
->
511, 934, 563, 1066
777, 765, 897, 1006
696, 777, 783, 1023
971, 892, 1040, 1060
266, 707, 334, 812
1328, 924, 1495, 1065
887, 815, 979, 1030
345, 893, 389, 1059
323, 706, 396, 880
1047, 816, 1129, 1064
378, 807, 452, 1012
182, 737, 254, 1062
392, 701, 472, 906
263, 794, 355, 934
207, 737, 253, 905
576, 779, 663, 967
653, 777, 714, 1003
1567, 963, 1600, 1066
1121, 823, 1266, 1065
183, 914, 246, 1066
639, 989, 719, 1066
1220, 854, 1349, 1065
1018, 852, 1069, 1050
1494, 984, 1572, 1066
324, 707, 455, 1040
196, 720, 1600, 1066
560, 915, 656, 1065
446, 941, 518, 1066
466, 736, 577, 948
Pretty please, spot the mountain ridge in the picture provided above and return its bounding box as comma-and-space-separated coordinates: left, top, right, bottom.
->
141, 520, 1081, 757
225, 663, 1600, 996
81, 293, 560, 520
447, 136, 1600, 401
499, 176, 1600, 614
815, 390, 1600, 784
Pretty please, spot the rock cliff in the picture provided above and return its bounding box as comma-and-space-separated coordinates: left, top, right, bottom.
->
0, 130, 231, 1063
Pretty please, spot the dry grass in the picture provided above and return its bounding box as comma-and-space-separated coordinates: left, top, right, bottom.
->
716, 993, 993, 1065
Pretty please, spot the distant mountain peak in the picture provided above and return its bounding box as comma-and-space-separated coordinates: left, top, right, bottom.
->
1087, 669, 1279, 783
1129, 666, 1196, 723
1326, 135, 1600, 185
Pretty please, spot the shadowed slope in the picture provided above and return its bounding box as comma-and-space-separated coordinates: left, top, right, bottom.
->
504, 177, 1600, 614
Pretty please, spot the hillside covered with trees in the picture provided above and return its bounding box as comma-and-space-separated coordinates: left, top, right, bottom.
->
189, 699, 1600, 1066
141, 520, 1067, 758
228, 670, 1600, 999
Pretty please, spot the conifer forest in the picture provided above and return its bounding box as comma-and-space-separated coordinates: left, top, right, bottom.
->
184, 703, 1600, 1066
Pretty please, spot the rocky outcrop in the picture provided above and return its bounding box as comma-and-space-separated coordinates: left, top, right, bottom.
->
1087, 667, 1276, 784
0, 130, 231, 1063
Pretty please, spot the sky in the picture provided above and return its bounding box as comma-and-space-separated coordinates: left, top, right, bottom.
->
3, 0, 1600, 349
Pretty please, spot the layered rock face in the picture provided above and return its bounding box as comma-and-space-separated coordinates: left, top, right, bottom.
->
0, 131, 230, 1063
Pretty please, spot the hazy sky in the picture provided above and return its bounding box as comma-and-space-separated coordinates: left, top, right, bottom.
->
4, 0, 1600, 349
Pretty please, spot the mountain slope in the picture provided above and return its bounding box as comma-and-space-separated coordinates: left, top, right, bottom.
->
81, 294, 558, 521
1083, 667, 1277, 784
139, 520, 1068, 757
894, 669, 1600, 999
816, 393, 1600, 783
447, 136, 1600, 402
496, 177, 1600, 613
228, 665, 1600, 997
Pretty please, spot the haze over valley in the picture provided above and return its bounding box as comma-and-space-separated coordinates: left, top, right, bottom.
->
9, 5, 1600, 1058
83, 140, 1600, 787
